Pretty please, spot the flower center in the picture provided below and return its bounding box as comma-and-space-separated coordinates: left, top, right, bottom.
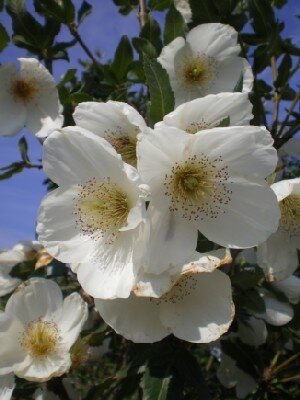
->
185, 119, 211, 134
10, 78, 37, 103
164, 155, 231, 220
182, 55, 216, 88
280, 195, 300, 235
74, 178, 130, 241
21, 319, 59, 357
108, 136, 137, 166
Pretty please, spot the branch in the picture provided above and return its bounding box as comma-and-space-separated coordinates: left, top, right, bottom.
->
277, 91, 300, 138
68, 22, 102, 70
270, 56, 280, 137
138, 0, 148, 28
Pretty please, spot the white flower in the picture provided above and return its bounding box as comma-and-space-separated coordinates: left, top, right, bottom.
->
0, 278, 88, 382
257, 178, 300, 281
0, 58, 63, 138
73, 101, 146, 166
155, 92, 253, 133
256, 288, 294, 326
95, 258, 234, 343
0, 240, 42, 297
137, 125, 280, 249
0, 374, 14, 400
37, 126, 146, 299
158, 23, 253, 106
174, 0, 192, 23
217, 354, 257, 399
272, 275, 300, 304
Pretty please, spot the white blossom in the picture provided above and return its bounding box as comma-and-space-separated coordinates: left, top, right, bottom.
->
137, 125, 279, 249
0, 58, 63, 138
257, 178, 300, 281
37, 126, 146, 299
95, 256, 234, 344
217, 354, 257, 399
174, 0, 192, 23
156, 92, 253, 133
158, 23, 253, 106
0, 278, 88, 382
73, 101, 146, 166
0, 241, 42, 297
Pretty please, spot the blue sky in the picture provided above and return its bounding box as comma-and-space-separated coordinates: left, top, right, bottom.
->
0, 0, 299, 248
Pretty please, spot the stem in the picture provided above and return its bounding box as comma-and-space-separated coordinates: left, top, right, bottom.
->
68, 23, 102, 70
279, 374, 300, 383
270, 56, 280, 137
44, 58, 53, 74
277, 91, 300, 138
273, 353, 300, 375
138, 0, 148, 28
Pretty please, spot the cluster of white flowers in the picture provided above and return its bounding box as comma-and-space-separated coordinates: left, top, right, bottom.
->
0, 21, 299, 396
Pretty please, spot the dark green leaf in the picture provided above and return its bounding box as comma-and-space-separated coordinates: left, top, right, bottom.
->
196, 231, 215, 252
231, 266, 264, 290
213, 0, 239, 15
148, 0, 171, 11
275, 54, 292, 89
189, 0, 219, 24
233, 72, 243, 92
132, 37, 157, 58
59, 68, 77, 86
0, 162, 24, 180
164, 3, 185, 45
18, 136, 30, 163
112, 0, 139, 15
0, 0, 4, 11
141, 365, 172, 400
248, 0, 276, 36
111, 35, 133, 81
221, 339, 262, 379
280, 39, 300, 56
34, 0, 75, 24
0, 23, 10, 51
140, 16, 162, 55
237, 288, 266, 313
143, 56, 174, 124
69, 91, 92, 103
77, 0, 92, 24
216, 116, 230, 127
127, 60, 145, 82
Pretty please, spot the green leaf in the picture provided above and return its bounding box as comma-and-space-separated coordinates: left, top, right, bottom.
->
213, 0, 239, 16
141, 365, 172, 400
143, 56, 174, 124
59, 68, 77, 86
112, 0, 139, 15
217, 116, 230, 127
0, 162, 24, 180
111, 35, 133, 82
0, 0, 4, 11
7, 0, 47, 51
248, 0, 276, 36
148, 0, 171, 11
77, 0, 92, 24
237, 288, 266, 313
132, 37, 157, 58
275, 54, 292, 89
0, 23, 10, 51
163, 3, 185, 45
280, 39, 300, 56
189, 0, 219, 24
140, 16, 162, 55
69, 91, 92, 103
231, 266, 264, 290
233, 72, 243, 92
18, 136, 30, 163
221, 339, 262, 379
34, 0, 75, 24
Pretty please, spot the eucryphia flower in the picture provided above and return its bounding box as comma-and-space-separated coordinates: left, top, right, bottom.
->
0, 58, 63, 138
0, 240, 43, 297
95, 254, 234, 343
272, 275, 300, 304
155, 92, 253, 134
217, 353, 257, 399
0, 374, 14, 400
257, 178, 300, 281
0, 278, 87, 382
37, 126, 146, 298
137, 125, 280, 249
158, 23, 253, 106
73, 101, 146, 167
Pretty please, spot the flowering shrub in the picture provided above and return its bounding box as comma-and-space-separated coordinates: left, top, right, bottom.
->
0, 0, 299, 399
